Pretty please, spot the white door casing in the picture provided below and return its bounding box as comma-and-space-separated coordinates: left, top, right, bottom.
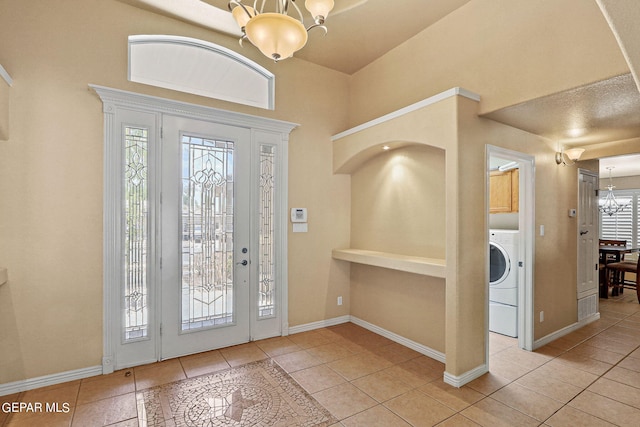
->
486, 145, 536, 356
578, 170, 599, 299
93, 85, 296, 372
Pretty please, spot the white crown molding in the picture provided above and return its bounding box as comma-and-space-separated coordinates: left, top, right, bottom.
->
331, 87, 480, 141
89, 85, 298, 134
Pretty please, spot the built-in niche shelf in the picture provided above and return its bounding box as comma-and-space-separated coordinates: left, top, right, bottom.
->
332, 248, 446, 278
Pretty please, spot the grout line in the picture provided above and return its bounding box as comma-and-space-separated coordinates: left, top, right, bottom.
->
537, 305, 640, 425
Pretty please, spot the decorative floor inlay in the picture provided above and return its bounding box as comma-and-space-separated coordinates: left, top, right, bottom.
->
138, 359, 337, 426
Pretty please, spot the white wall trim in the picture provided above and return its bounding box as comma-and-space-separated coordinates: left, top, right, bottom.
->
350, 316, 446, 363
288, 315, 447, 364
533, 312, 600, 350
0, 64, 12, 86
90, 85, 296, 133
443, 364, 488, 388
486, 145, 536, 352
0, 366, 102, 397
287, 315, 351, 335
331, 87, 481, 141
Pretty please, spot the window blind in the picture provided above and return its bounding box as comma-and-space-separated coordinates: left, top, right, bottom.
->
600, 189, 639, 248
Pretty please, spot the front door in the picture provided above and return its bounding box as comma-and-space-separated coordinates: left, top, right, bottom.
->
160, 116, 251, 359
96, 87, 292, 373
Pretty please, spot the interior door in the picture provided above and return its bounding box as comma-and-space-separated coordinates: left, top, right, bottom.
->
578, 170, 599, 298
161, 116, 252, 359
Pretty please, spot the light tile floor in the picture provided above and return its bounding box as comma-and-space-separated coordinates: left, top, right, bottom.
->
2, 293, 640, 426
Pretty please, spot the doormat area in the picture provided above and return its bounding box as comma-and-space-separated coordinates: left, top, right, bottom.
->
137, 359, 337, 426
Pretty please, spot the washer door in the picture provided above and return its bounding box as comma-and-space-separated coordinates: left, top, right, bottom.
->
490, 242, 510, 285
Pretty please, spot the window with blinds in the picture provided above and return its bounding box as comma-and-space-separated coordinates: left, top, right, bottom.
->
600, 189, 640, 248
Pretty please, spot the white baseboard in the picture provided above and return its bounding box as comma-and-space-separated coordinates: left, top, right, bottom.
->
0, 365, 103, 397
444, 364, 488, 388
533, 312, 601, 350
288, 315, 447, 365
349, 316, 446, 363
287, 315, 351, 335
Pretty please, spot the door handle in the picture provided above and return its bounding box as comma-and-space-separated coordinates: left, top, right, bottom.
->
236, 260, 248, 266
580, 230, 589, 236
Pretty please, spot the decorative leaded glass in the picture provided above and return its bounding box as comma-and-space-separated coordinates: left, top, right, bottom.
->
258, 145, 276, 318
124, 126, 149, 341
181, 135, 235, 330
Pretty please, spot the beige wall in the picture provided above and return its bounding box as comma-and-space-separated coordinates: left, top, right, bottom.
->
348, 145, 446, 352
348, 0, 628, 127
351, 145, 446, 258
0, 0, 351, 383
0, 78, 8, 140
0, 0, 635, 386
343, 0, 631, 376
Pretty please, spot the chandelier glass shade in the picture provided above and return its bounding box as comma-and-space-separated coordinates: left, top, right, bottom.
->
599, 167, 632, 216
229, 0, 334, 61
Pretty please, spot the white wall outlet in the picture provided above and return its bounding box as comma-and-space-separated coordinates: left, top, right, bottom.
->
540, 311, 544, 322
337, 296, 343, 306
540, 225, 545, 236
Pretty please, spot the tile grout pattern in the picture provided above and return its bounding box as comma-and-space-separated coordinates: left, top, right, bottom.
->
1, 293, 639, 426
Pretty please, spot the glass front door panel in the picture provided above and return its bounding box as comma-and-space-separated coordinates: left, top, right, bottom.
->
258, 144, 276, 318
181, 135, 235, 331
124, 126, 149, 342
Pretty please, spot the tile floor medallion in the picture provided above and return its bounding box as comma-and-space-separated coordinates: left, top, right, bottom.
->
138, 359, 336, 426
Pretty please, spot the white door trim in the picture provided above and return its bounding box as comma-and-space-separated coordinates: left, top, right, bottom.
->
91, 85, 297, 373
486, 145, 536, 359
577, 169, 600, 307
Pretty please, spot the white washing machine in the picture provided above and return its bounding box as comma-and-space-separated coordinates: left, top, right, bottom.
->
489, 229, 519, 337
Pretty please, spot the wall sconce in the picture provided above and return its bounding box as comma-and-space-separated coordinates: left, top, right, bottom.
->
555, 147, 585, 166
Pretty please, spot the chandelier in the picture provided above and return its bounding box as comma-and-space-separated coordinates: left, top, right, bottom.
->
229, 0, 334, 61
599, 167, 632, 216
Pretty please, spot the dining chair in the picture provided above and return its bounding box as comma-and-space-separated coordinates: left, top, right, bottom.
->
605, 255, 640, 303
599, 239, 627, 292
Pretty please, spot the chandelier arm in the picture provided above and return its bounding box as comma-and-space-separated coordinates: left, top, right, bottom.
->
288, 0, 305, 21
306, 23, 327, 34
229, 1, 256, 20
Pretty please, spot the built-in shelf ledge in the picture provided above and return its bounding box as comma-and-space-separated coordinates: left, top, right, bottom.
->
332, 249, 446, 278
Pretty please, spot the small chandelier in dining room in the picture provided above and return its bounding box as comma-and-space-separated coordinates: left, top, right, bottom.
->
599, 166, 632, 216
229, 0, 334, 61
